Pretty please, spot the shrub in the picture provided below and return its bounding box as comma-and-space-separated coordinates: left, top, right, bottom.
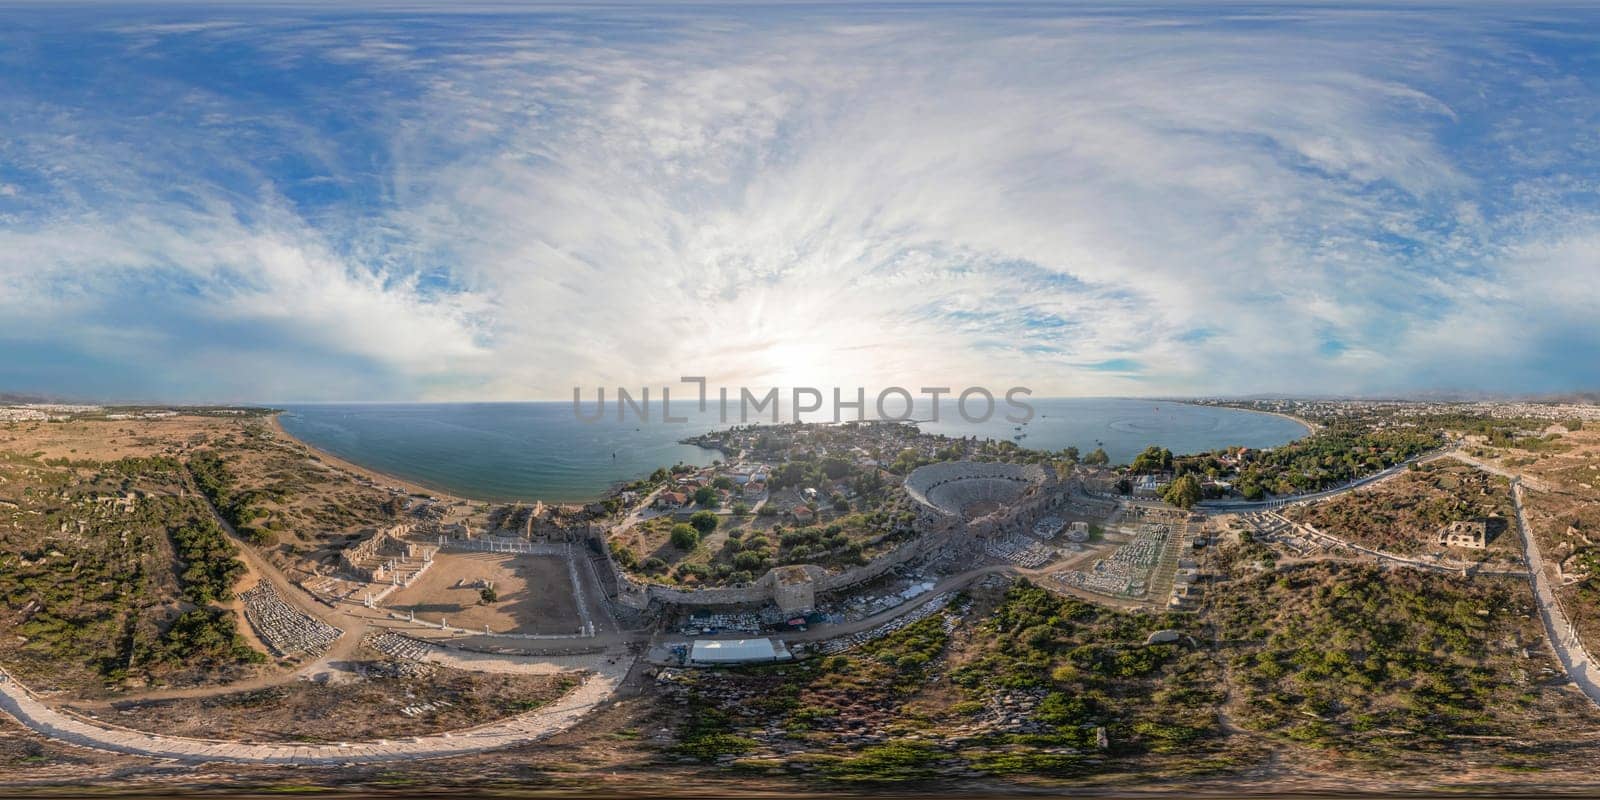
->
689, 510, 719, 534
670, 523, 700, 550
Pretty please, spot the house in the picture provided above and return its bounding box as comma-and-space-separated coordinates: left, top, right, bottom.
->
742, 481, 767, 498
656, 491, 688, 510
791, 505, 816, 523
1133, 474, 1168, 497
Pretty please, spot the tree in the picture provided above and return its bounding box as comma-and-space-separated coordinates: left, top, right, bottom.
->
1061, 446, 1080, 464
1162, 474, 1202, 509
480, 586, 498, 604
1130, 446, 1173, 474
689, 510, 720, 534
670, 523, 700, 550
731, 501, 751, 517
693, 485, 719, 508
1084, 448, 1110, 466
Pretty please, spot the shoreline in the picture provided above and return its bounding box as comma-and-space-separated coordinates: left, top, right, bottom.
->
267, 412, 477, 506
268, 401, 1315, 508
1167, 399, 1320, 438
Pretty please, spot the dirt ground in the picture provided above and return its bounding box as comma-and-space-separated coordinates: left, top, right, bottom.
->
0, 416, 236, 462
385, 552, 582, 635
1286, 458, 1517, 558
82, 659, 577, 744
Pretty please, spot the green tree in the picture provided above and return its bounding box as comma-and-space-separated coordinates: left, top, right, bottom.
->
689, 510, 720, 534
1130, 446, 1174, 474
480, 585, 499, 604
693, 485, 719, 508
1162, 474, 1202, 509
1084, 448, 1110, 466
670, 523, 700, 550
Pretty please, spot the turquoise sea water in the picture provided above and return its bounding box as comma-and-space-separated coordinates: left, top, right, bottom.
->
277, 399, 1308, 503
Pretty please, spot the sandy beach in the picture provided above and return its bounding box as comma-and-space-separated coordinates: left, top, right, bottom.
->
267, 412, 472, 505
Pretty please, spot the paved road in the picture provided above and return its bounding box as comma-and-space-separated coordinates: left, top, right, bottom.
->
1199, 445, 1457, 511
0, 655, 631, 764
1512, 480, 1600, 707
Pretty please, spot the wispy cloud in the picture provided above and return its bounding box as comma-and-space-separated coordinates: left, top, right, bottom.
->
0, 4, 1596, 401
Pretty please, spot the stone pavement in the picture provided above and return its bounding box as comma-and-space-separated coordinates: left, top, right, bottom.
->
0, 653, 631, 764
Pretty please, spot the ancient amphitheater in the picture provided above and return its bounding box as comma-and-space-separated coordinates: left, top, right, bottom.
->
905, 461, 1050, 520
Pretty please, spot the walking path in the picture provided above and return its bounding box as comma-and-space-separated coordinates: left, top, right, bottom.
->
1512, 480, 1600, 707
1199, 444, 1457, 510
0, 654, 631, 764
1271, 511, 1528, 578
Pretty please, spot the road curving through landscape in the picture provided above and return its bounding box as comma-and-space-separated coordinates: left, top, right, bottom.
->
0, 653, 631, 764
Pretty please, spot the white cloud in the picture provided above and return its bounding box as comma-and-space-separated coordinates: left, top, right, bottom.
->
0, 6, 1596, 400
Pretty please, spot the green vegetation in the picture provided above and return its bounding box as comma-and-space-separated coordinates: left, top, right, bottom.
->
689, 509, 719, 534
142, 607, 264, 669
948, 582, 1220, 763
0, 475, 261, 691
1286, 460, 1512, 555
1178, 424, 1443, 499
671, 703, 758, 760
188, 451, 276, 546
1130, 446, 1174, 474
170, 517, 247, 604
670, 523, 700, 550
693, 485, 720, 508
1209, 561, 1572, 763
1161, 474, 1201, 509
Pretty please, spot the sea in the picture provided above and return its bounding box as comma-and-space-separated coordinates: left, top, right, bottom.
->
276, 398, 1308, 503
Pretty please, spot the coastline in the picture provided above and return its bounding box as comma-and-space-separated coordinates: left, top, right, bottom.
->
268, 400, 1314, 507
1170, 400, 1321, 438
267, 412, 475, 506
1245, 406, 1322, 435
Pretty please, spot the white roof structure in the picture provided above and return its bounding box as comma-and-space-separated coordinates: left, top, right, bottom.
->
689, 638, 789, 665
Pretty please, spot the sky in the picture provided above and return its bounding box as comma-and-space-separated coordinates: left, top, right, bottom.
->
0, 2, 1597, 403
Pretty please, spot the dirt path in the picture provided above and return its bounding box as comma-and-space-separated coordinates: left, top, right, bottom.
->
1512, 480, 1600, 708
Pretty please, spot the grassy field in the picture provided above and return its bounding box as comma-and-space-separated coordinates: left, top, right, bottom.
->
0, 441, 263, 696
1286, 458, 1516, 558
611, 505, 917, 587
658, 578, 1233, 785
1207, 557, 1600, 770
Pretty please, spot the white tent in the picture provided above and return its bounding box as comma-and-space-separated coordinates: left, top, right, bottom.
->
689, 638, 788, 665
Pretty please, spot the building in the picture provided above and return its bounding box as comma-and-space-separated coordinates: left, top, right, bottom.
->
771, 566, 816, 614
656, 491, 687, 510
1438, 519, 1488, 549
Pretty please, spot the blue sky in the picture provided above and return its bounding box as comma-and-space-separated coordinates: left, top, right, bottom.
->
0, 2, 1597, 402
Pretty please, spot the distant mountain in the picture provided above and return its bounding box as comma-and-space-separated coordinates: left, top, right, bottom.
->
0, 391, 74, 405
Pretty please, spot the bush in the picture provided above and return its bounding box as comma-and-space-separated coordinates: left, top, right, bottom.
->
670, 523, 700, 550
689, 510, 719, 534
